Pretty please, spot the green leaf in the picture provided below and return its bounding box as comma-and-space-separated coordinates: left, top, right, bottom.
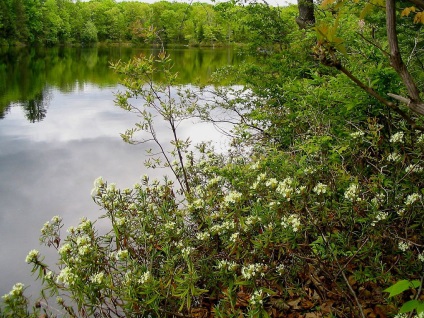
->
416, 301, 424, 314
399, 300, 419, 313
411, 280, 421, 288
384, 280, 414, 297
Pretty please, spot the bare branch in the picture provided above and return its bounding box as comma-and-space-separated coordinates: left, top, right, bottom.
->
386, 0, 424, 116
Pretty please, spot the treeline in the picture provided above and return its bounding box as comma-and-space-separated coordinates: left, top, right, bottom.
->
0, 0, 296, 47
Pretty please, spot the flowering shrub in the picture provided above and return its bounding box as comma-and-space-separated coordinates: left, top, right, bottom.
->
2, 15, 424, 317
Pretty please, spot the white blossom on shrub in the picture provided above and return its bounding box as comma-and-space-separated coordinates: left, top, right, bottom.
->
405, 193, 421, 206
398, 241, 409, 252
25, 249, 39, 263
387, 152, 402, 162
390, 132, 404, 143
281, 214, 301, 232
344, 183, 360, 202
241, 263, 266, 279
313, 182, 328, 195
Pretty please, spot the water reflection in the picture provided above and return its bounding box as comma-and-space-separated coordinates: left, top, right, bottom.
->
0, 47, 241, 296
0, 46, 246, 121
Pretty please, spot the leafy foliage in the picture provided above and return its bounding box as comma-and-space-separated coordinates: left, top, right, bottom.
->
1, 0, 424, 317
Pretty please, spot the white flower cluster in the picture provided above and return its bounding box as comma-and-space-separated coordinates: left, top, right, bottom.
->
251, 173, 267, 190
250, 161, 260, 170
387, 152, 402, 162
275, 264, 285, 275
398, 241, 409, 252
196, 231, 210, 241
241, 263, 266, 280
390, 132, 404, 143
350, 131, 365, 139
115, 217, 126, 227
181, 246, 195, 257
397, 208, 406, 216
2, 283, 24, 301
216, 260, 238, 272
138, 271, 151, 284
90, 272, 105, 285
245, 215, 262, 228
57, 267, 77, 286
25, 249, 39, 263
76, 235, 91, 256
116, 249, 129, 260
418, 252, 424, 263
91, 176, 105, 197
223, 191, 243, 206
249, 289, 264, 307
313, 182, 328, 195
371, 211, 388, 226
304, 167, 316, 175
344, 183, 360, 202
405, 193, 421, 206
210, 220, 236, 235
276, 177, 294, 201
265, 178, 278, 188
370, 193, 385, 208
229, 232, 240, 243
77, 217, 92, 233
405, 164, 424, 174
208, 176, 222, 186
281, 214, 301, 232
164, 221, 176, 231
59, 243, 72, 257
395, 312, 424, 318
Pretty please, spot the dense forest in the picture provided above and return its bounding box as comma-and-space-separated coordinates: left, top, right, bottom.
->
0, 0, 291, 46
2, 0, 424, 317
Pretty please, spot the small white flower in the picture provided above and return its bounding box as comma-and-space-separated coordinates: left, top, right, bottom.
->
138, 271, 151, 284
313, 182, 328, 195
397, 208, 406, 216
418, 252, 424, 262
181, 246, 195, 257
116, 249, 129, 260
223, 191, 243, 206
398, 241, 409, 252
9, 283, 24, 297
281, 214, 301, 232
249, 289, 264, 307
51, 215, 62, 224
250, 162, 260, 170
59, 243, 72, 256
230, 232, 239, 242
405, 193, 421, 206
241, 263, 266, 280
90, 272, 105, 285
344, 183, 360, 202
387, 152, 402, 162
405, 164, 424, 173
304, 167, 316, 175
371, 211, 388, 226
390, 132, 404, 143
164, 221, 176, 231
350, 131, 364, 139
265, 178, 278, 188
196, 231, 210, 241
275, 264, 285, 275
25, 249, 39, 263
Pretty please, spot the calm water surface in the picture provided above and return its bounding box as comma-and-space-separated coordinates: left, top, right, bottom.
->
0, 46, 246, 296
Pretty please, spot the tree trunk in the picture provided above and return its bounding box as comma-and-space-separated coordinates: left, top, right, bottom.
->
296, 0, 315, 29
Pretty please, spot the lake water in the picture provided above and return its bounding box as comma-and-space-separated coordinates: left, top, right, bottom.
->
0, 46, 246, 297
